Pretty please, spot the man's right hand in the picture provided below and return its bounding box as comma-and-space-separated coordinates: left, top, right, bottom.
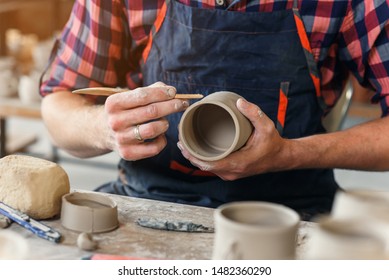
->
104, 82, 189, 161
41, 82, 188, 160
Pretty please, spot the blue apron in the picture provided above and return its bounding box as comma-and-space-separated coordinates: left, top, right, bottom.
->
100, 0, 339, 220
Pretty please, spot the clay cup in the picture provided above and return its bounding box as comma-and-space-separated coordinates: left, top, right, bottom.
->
304, 216, 386, 259
331, 189, 389, 254
178, 91, 253, 161
212, 201, 300, 260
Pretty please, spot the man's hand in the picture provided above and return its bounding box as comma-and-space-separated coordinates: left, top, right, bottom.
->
105, 82, 189, 161
177, 98, 290, 180
42, 82, 188, 159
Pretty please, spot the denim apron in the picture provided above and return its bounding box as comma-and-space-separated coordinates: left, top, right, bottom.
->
101, 0, 339, 220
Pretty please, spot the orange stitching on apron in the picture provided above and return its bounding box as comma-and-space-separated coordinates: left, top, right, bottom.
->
293, 9, 322, 99
276, 82, 290, 134
170, 160, 216, 177
142, 2, 168, 63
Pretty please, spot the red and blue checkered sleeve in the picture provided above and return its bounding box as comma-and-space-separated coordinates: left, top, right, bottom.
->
338, 0, 389, 115
40, 0, 131, 96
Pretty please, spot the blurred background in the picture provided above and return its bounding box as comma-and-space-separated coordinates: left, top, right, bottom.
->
0, 0, 387, 192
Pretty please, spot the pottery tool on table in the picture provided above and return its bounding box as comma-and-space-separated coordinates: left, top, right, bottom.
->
137, 217, 214, 233
0, 201, 61, 243
72, 87, 204, 99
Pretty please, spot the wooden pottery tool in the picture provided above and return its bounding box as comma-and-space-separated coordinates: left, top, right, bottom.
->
72, 87, 203, 99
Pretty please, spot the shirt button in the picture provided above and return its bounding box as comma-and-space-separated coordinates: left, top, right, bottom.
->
216, 0, 224, 6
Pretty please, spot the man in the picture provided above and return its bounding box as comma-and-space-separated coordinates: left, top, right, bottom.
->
40, 0, 389, 220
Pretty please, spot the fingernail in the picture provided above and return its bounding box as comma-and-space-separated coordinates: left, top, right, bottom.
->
182, 100, 189, 108
175, 100, 189, 110
237, 98, 248, 109
167, 87, 176, 98
177, 142, 183, 151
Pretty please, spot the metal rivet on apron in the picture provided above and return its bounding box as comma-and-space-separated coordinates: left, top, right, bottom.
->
216, 0, 225, 6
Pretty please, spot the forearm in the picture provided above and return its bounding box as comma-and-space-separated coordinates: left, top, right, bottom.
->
284, 117, 389, 171
41, 91, 113, 158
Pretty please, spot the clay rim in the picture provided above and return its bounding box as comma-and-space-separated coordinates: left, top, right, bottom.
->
63, 192, 117, 209
314, 215, 386, 240
214, 201, 300, 232
339, 189, 389, 204
179, 100, 241, 161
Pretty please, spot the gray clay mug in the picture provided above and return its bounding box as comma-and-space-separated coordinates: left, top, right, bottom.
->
212, 201, 300, 260
178, 91, 253, 161
304, 216, 386, 260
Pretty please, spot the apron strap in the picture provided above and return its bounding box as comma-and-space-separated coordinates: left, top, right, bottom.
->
292, 4, 326, 110
293, 0, 299, 9
141, 0, 170, 64
276, 82, 290, 135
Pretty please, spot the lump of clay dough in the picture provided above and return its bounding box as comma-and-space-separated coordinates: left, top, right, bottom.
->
77, 232, 98, 251
0, 215, 12, 228
0, 155, 70, 219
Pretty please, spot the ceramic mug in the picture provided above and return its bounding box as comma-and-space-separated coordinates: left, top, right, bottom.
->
212, 201, 300, 260
0, 231, 29, 260
178, 91, 253, 161
331, 189, 389, 254
304, 216, 386, 260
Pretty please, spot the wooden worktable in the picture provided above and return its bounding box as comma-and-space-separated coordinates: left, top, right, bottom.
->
3, 190, 314, 260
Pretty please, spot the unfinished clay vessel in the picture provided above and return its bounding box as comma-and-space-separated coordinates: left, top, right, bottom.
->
212, 201, 300, 260
331, 189, 389, 255
61, 192, 118, 233
304, 216, 386, 259
179, 91, 253, 161
0, 231, 29, 259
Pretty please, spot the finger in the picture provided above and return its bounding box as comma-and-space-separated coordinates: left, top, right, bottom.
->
114, 119, 169, 144
148, 81, 169, 88
177, 142, 215, 171
106, 85, 177, 112
109, 99, 189, 131
134, 120, 170, 142
119, 134, 167, 161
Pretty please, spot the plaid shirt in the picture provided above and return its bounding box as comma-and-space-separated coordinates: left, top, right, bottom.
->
41, 0, 389, 114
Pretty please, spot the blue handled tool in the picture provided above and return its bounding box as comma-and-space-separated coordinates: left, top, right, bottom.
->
0, 201, 61, 243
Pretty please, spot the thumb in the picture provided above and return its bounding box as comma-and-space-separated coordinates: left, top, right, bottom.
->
237, 98, 267, 130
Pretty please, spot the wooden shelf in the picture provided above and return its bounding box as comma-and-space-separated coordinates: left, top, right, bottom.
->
0, 97, 41, 118
0, 1, 70, 160
0, 97, 41, 157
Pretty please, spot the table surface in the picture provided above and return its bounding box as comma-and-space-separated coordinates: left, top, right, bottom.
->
3, 191, 314, 260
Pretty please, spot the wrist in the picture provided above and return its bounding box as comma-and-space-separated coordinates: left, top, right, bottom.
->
269, 138, 300, 172
90, 104, 115, 153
